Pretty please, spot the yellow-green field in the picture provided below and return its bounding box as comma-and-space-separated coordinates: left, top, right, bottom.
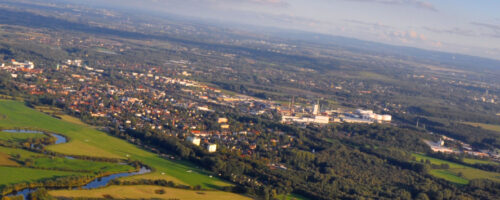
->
413, 154, 500, 184
0, 152, 19, 166
49, 185, 252, 200
0, 100, 245, 198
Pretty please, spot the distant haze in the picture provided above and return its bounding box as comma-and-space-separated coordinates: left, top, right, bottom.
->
63, 0, 500, 60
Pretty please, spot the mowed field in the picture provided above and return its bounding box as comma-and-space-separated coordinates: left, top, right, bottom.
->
413, 154, 500, 184
0, 100, 233, 192
49, 185, 252, 200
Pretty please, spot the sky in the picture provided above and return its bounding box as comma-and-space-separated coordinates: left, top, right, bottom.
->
78, 0, 500, 59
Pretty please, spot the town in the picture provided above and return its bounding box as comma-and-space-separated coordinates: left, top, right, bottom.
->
2, 58, 499, 164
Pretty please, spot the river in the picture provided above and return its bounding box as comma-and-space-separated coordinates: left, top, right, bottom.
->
1, 129, 151, 199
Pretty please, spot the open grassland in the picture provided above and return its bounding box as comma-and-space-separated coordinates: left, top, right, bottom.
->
0, 131, 47, 143
413, 154, 500, 184
0, 166, 85, 186
0, 100, 230, 189
32, 157, 134, 173
49, 185, 252, 200
463, 122, 500, 133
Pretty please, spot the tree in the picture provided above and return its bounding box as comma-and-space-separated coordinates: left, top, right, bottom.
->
415, 193, 430, 200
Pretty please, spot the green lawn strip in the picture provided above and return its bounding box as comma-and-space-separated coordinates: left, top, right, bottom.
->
0, 100, 230, 189
32, 157, 134, 173
0, 166, 87, 186
429, 170, 469, 185
412, 153, 464, 168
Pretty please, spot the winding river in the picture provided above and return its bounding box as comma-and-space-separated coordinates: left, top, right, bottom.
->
2, 130, 151, 199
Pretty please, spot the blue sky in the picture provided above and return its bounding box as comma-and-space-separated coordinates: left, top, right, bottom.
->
81, 0, 500, 59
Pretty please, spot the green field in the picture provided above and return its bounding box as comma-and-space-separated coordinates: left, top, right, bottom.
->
0, 100, 230, 189
32, 157, 134, 173
0, 131, 47, 143
413, 153, 500, 184
0, 166, 85, 186
0, 146, 41, 158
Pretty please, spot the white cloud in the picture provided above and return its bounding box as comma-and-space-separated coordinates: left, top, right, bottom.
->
339, 0, 437, 11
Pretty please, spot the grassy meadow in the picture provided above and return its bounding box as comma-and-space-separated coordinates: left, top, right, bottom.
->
413, 153, 500, 184
0, 131, 47, 143
32, 157, 134, 173
0, 166, 86, 186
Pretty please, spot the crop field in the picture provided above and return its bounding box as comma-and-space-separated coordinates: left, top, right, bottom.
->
49, 185, 252, 200
0, 100, 232, 190
413, 154, 500, 184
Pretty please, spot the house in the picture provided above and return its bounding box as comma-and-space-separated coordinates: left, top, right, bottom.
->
217, 117, 228, 123
207, 143, 217, 153
187, 136, 201, 146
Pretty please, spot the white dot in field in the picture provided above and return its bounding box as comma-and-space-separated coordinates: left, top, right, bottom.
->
161, 172, 165, 175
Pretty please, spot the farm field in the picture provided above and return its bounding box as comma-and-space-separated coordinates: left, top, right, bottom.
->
49, 185, 252, 200
413, 154, 500, 184
0, 100, 234, 192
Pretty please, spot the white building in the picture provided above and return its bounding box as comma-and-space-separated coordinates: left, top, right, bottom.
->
281, 115, 329, 124
187, 136, 201, 146
12, 60, 34, 69
207, 143, 217, 153
313, 104, 320, 115
355, 109, 391, 122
